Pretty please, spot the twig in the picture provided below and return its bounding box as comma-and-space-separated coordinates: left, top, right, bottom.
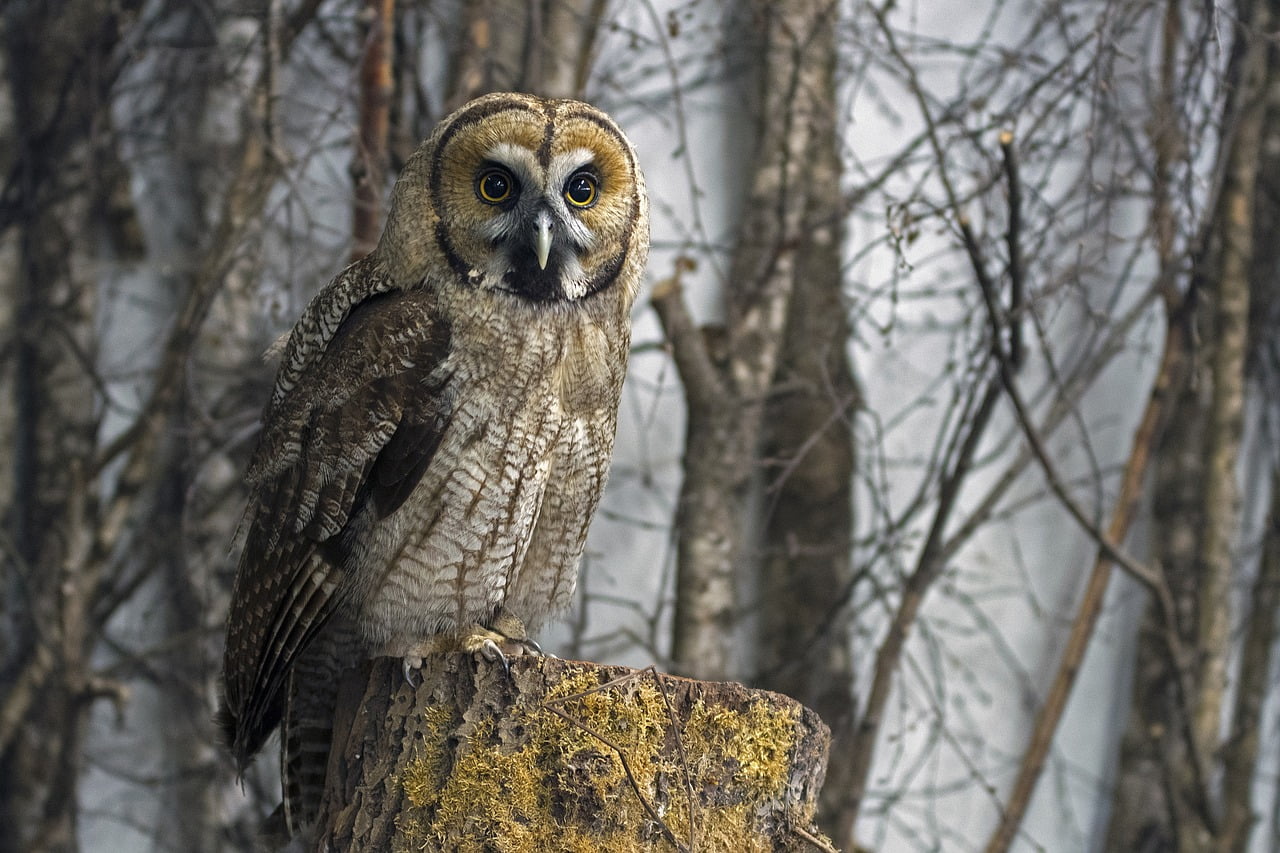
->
948, 115, 1213, 849
543, 703, 688, 853
655, 670, 698, 851
794, 825, 841, 852
998, 131, 1025, 368
976, 131, 1203, 848
638, 0, 723, 281
982, 295, 1210, 853
542, 667, 698, 849
847, 363, 1003, 815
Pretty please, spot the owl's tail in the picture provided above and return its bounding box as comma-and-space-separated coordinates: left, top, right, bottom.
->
280, 615, 363, 838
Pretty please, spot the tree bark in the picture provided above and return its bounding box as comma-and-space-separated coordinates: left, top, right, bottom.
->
0, 4, 142, 847
1103, 0, 1270, 849
0, 3, 321, 847
351, 0, 395, 261
1189, 3, 1263, 827
660, 0, 839, 683
755, 9, 859, 845
314, 655, 834, 852
443, 0, 601, 105
1218, 471, 1280, 852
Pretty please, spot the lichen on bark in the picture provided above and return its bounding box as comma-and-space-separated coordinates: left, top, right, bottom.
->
315, 655, 833, 852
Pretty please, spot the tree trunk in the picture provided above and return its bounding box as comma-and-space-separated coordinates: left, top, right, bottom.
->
351, 0, 395, 260
443, 0, 601, 105
1101, 342, 1203, 853
660, 0, 840, 683
1103, 1, 1270, 848
1218, 471, 1280, 852
0, 3, 318, 846
314, 656, 834, 852
0, 4, 141, 847
755, 7, 859, 845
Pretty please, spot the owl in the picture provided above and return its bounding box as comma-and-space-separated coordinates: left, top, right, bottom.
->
218, 92, 648, 840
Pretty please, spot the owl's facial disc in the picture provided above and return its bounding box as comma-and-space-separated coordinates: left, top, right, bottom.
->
427, 97, 640, 305
472, 146, 599, 301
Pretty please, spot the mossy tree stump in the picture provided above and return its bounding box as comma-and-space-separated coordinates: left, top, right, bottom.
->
313, 655, 834, 851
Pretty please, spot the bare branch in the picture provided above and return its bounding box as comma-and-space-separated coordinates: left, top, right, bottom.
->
650, 257, 726, 414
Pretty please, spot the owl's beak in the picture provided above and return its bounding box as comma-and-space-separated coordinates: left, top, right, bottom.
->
534, 212, 553, 270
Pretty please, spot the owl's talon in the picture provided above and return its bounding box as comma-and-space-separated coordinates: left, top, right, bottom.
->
479, 638, 511, 676
402, 655, 425, 687
485, 613, 549, 658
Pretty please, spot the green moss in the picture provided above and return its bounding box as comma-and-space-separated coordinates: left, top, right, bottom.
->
401, 705, 457, 809
687, 699, 800, 800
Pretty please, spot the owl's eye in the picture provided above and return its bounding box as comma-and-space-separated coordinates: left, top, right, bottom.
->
477, 168, 515, 204
564, 172, 598, 208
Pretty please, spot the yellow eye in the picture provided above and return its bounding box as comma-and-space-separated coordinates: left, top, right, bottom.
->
477, 168, 514, 204
564, 172, 598, 208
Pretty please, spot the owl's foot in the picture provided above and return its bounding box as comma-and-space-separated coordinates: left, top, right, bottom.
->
465, 633, 512, 676
390, 617, 544, 686
393, 636, 456, 687
459, 615, 542, 676
489, 612, 547, 657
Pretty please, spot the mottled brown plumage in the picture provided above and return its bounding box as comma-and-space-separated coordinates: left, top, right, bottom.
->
218, 92, 648, 841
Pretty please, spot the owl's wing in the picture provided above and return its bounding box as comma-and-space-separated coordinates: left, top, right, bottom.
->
219, 287, 453, 766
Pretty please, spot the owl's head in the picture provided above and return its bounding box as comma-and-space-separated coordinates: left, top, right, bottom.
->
382, 93, 648, 305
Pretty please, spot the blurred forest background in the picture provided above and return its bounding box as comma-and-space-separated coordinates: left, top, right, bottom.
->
1, 0, 1278, 851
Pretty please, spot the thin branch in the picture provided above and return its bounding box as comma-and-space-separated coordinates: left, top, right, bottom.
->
980, 260, 1198, 853
847, 365, 1003, 817
794, 825, 842, 853
86, 1, 326, 618
650, 257, 727, 413
543, 705, 690, 852
655, 670, 699, 851
998, 131, 1025, 369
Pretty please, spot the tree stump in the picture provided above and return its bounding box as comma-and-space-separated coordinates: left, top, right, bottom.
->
313, 655, 835, 852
